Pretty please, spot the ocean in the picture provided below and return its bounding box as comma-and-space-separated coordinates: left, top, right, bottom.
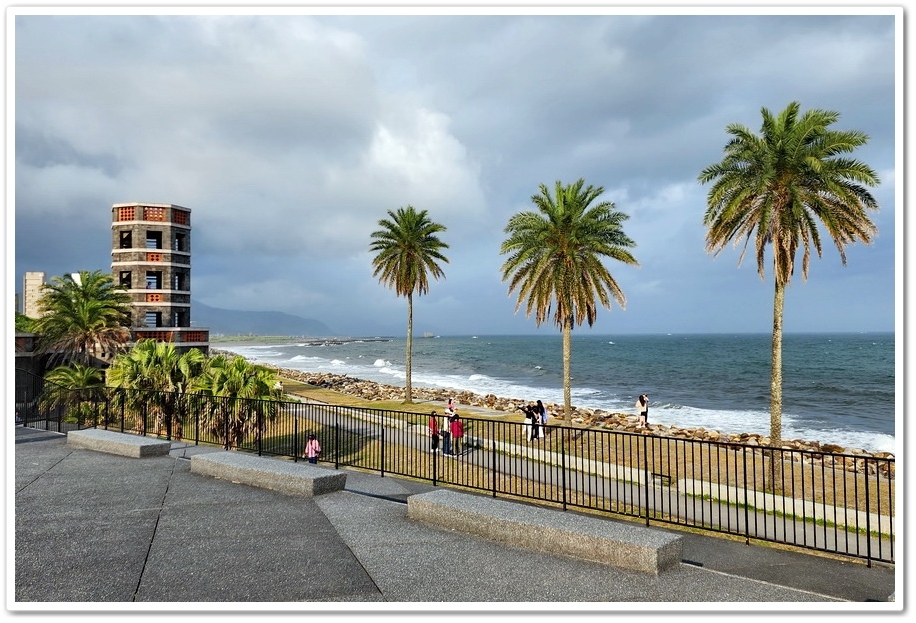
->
218, 332, 897, 455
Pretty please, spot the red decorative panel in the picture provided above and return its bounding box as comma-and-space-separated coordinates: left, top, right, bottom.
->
145, 207, 166, 221
182, 331, 208, 343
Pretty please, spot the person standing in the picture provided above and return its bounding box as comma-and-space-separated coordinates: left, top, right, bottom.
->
450, 412, 464, 455
537, 399, 548, 436
303, 433, 321, 464
428, 411, 440, 453
440, 410, 453, 456
522, 405, 533, 441
529, 407, 540, 441
636, 394, 649, 429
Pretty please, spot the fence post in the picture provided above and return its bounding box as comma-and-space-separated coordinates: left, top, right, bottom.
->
643, 434, 650, 527
257, 403, 263, 457
490, 422, 496, 497
864, 459, 873, 567
334, 418, 340, 470
293, 414, 299, 463
380, 412, 386, 478
433, 438, 439, 486
560, 426, 567, 511
194, 396, 200, 446
743, 446, 751, 545
224, 399, 230, 450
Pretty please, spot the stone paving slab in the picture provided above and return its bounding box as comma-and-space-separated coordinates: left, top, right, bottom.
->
12, 427, 898, 609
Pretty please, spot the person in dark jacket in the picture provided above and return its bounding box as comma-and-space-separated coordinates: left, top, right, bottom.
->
636, 394, 649, 429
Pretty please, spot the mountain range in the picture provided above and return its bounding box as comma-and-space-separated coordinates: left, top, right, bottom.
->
191, 300, 334, 337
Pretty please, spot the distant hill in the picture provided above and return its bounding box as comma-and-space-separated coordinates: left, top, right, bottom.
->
191, 300, 334, 337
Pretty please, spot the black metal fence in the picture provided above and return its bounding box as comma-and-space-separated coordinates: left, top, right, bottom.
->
14, 370, 895, 565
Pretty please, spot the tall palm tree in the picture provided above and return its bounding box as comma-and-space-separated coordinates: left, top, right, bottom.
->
699, 101, 880, 449
32, 270, 132, 366
370, 206, 449, 403
500, 179, 638, 423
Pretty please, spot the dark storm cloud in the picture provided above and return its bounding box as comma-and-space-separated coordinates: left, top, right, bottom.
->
10, 8, 899, 336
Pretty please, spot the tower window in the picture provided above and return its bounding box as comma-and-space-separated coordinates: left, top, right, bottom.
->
146, 231, 163, 249
144, 311, 162, 327
145, 272, 162, 289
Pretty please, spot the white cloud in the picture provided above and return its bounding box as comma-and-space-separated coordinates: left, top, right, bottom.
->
12, 11, 898, 336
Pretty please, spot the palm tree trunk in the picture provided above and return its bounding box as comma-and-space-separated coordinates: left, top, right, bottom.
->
405, 292, 414, 403
770, 280, 784, 447
562, 321, 572, 424
768, 278, 786, 494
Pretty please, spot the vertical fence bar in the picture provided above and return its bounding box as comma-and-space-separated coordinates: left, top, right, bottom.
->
380, 416, 386, 478
293, 415, 300, 463
490, 432, 496, 497
642, 434, 650, 527
742, 445, 750, 544
560, 427, 567, 511
865, 460, 873, 566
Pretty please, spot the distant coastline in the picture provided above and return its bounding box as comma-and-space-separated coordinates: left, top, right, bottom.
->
210, 335, 393, 344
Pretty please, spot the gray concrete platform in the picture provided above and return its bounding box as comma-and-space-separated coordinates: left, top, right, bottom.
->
408, 488, 682, 574
10, 426, 899, 611
67, 427, 171, 457
190, 450, 347, 497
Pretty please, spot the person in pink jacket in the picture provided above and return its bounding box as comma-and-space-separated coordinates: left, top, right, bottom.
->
450, 413, 464, 456
304, 433, 321, 464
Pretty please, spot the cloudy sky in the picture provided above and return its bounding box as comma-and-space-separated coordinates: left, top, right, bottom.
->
9, 5, 900, 337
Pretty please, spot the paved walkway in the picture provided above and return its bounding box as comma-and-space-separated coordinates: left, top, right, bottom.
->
10, 426, 897, 612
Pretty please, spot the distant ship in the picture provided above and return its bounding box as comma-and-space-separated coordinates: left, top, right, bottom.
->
421, 332, 438, 338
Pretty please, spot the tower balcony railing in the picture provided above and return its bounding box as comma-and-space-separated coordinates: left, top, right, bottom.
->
131, 327, 209, 344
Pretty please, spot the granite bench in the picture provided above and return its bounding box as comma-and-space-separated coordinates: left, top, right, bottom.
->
407, 489, 683, 574
190, 451, 347, 497
67, 428, 171, 458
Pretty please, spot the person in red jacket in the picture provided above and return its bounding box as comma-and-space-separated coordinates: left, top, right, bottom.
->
428, 411, 440, 453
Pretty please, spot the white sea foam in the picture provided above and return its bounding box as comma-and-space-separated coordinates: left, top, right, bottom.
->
222, 341, 894, 455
